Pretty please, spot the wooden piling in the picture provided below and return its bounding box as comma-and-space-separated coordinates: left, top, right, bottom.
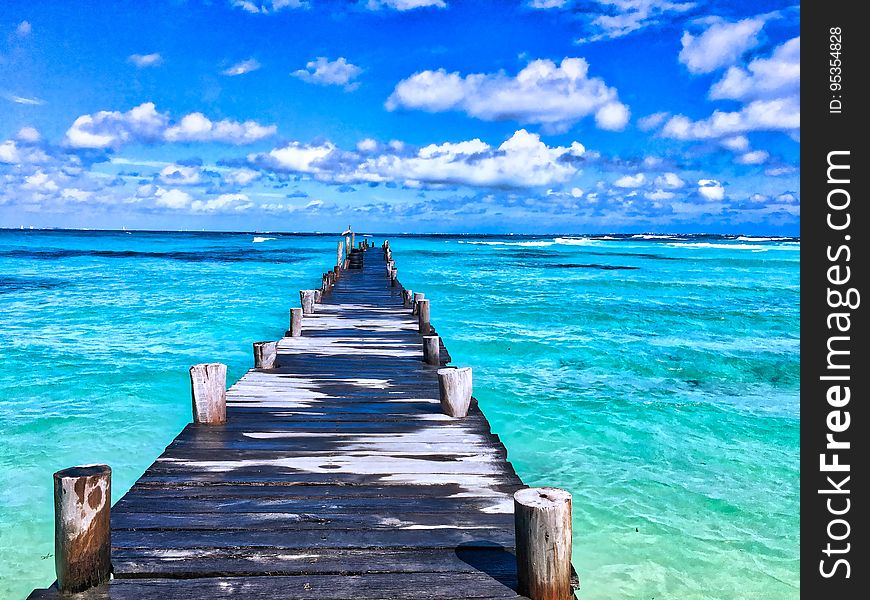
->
417, 298, 430, 334
412, 292, 425, 315
189, 363, 227, 425
336, 240, 343, 268
390, 267, 398, 286
403, 289, 413, 308
288, 307, 303, 337
315, 289, 323, 303
53, 465, 112, 594
514, 487, 574, 600
437, 367, 472, 417
333, 265, 341, 280
253, 341, 278, 369
300, 289, 317, 315
351, 231, 355, 249
422, 335, 440, 365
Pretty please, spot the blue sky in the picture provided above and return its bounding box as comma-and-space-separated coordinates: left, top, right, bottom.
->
1, 0, 799, 233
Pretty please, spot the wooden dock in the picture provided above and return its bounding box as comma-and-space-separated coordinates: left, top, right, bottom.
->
31, 240, 576, 599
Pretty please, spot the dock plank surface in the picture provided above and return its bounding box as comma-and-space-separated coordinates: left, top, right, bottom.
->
31, 246, 530, 599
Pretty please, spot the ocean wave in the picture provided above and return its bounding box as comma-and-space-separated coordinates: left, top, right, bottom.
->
632, 234, 680, 240
666, 242, 799, 251
734, 236, 794, 242
252, 236, 276, 243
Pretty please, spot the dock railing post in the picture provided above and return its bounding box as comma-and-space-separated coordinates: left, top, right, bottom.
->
300, 290, 317, 315
390, 267, 398, 286
190, 363, 227, 424
514, 487, 574, 600
53, 465, 112, 594
417, 298, 430, 334
336, 240, 343, 270
288, 307, 303, 337
253, 341, 278, 368
422, 335, 440, 365
403, 289, 413, 307
437, 366, 472, 417
412, 292, 425, 315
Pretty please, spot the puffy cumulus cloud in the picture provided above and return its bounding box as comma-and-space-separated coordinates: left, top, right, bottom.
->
710, 37, 799, 101
697, 178, 725, 200
613, 173, 646, 188
645, 189, 676, 200
154, 187, 193, 209
17, 21, 32, 37
655, 172, 685, 188
679, 16, 767, 74
163, 112, 277, 144
357, 138, 378, 152
721, 135, 749, 151
292, 57, 361, 90
737, 150, 769, 165
365, 0, 447, 10
230, 0, 308, 13
0, 141, 20, 164
16, 127, 41, 143
223, 58, 261, 76
637, 111, 669, 131
250, 129, 587, 189
529, 1, 696, 43
64, 103, 277, 149
661, 96, 799, 140
129, 53, 162, 68
22, 171, 60, 193
388, 58, 629, 133
191, 193, 253, 213
223, 168, 261, 186
159, 164, 202, 185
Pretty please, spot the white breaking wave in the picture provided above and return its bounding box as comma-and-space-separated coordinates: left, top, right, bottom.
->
666, 242, 799, 251
734, 236, 792, 242
252, 236, 276, 243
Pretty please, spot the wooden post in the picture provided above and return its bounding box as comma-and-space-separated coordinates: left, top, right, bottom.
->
514, 487, 573, 600
300, 289, 316, 315
336, 240, 343, 268
437, 367, 472, 417
253, 341, 278, 369
53, 465, 112, 593
327, 271, 335, 286
315, 289, 323, 303
351, 231, 356, 249
390, 267, 398, 286
417, 298, 430, 334
345, 236, 351, 258
333, 265, 341, 280
289, 307, 303, 337
412, 292, 425, 315
422, 335, 440, 365
403, 289, 413, 308
190, 363, 227, 424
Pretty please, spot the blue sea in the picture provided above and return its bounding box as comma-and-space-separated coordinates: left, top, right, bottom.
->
0, 230, 799, 599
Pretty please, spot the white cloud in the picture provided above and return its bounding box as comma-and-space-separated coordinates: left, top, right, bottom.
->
697, 178, 725, 200
645, 189, 675, 200
721, 135, 749, 151
765, 165, 796, 177
530, 1, 696, 43
357, 138, 378, 152
64, 102, 278, 148
679, 16, 767, 74
661, 96, 799, 140
61, 188, 93, 202
129, 53, 163, 68
23, 171, 59, 193
365, 0, 447, 10
292, 57, 361, 90
154, 188, 193, 209
191, 193, 253, 212
710, 37, 799, 101
159, 164, 202, 185
570, 187, 584, 198
0, 141, 20, 164
223, 59, 261, 76
16, 21, 32, 37
231, 0, 308, 13
223, 168, 261, 186
16, 127, 41, 143
6, 95, 45, 105
655, 172, 684, 188
638, 111, 669, 131
737, 150, 769, 165
387, 58, 629, 132
613, 173, 646, 188
250, 129, 587, 189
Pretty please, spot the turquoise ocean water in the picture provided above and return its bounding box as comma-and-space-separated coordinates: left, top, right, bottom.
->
0, 231, 799, 599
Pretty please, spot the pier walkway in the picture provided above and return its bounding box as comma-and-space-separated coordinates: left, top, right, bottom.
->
30, 244, 547, 599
